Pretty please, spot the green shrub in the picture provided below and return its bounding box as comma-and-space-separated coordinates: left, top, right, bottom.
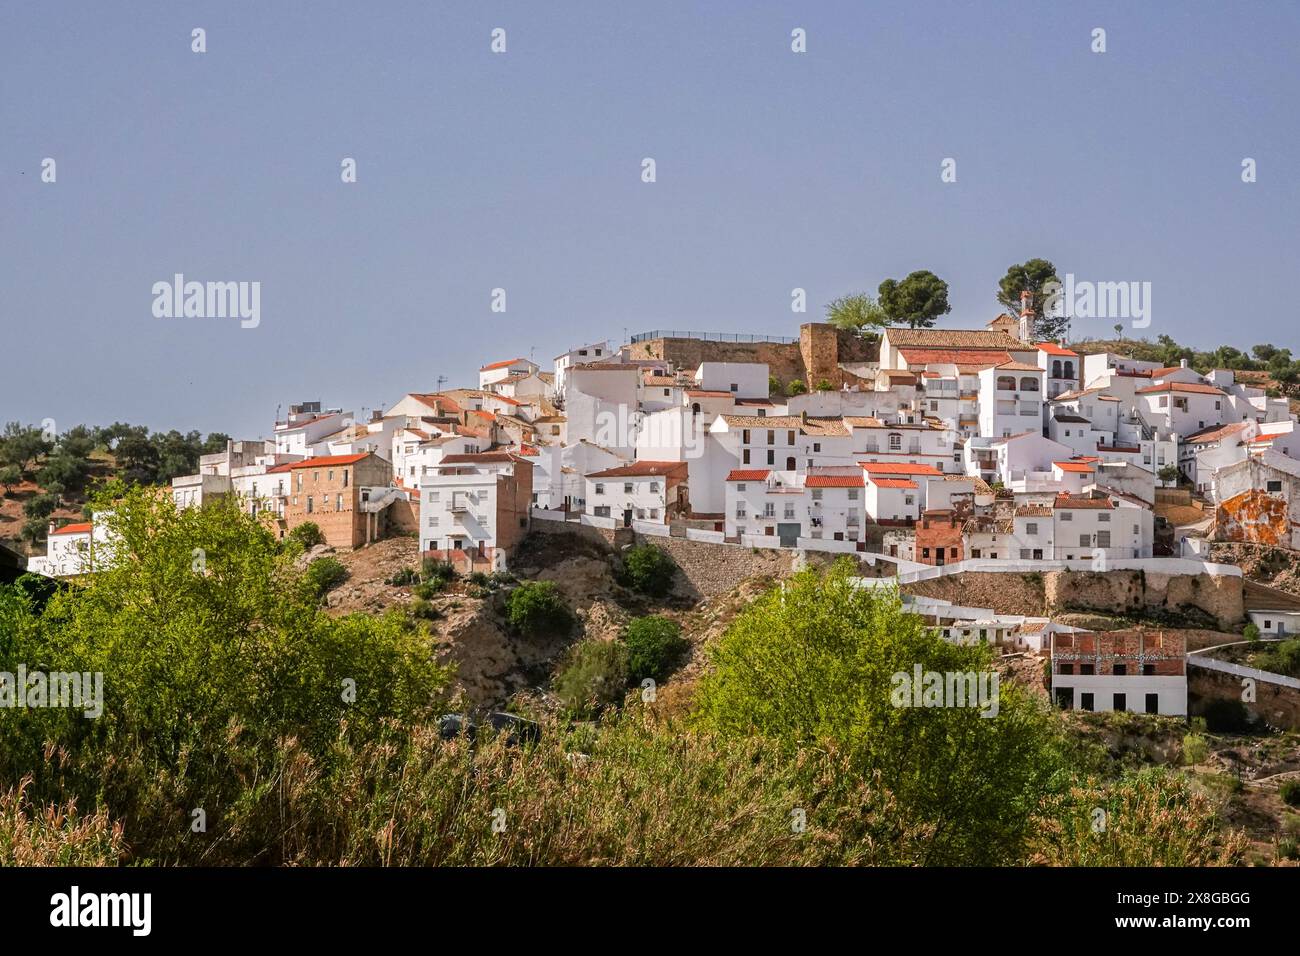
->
409, 598, 442, 621
553, 640, 629, 717
505, 581, 572, 635
388, 567, 419, 587
623, 616, 688, 683
411, 581, 441, 600
787, 379, 807, 395
1243, 622, 1260, 641
421, 558, 457, 584
303, 556, 348, 598
468, 571, 491, 587
288, 521, 325, 549
1182, 732, 1209, 766
1280, 780, 1300, 808
622, 544, 676, 597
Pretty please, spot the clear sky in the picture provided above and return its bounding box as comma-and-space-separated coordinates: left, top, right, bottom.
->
3, 0, 1298, 438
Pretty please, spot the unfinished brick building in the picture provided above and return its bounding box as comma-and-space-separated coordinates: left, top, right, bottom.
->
1050, 629, 1187, 716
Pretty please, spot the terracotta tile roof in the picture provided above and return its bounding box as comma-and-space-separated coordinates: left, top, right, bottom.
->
286, 453, 371, 469
479, 357, 529, 372
1015, 504, 1053, 517
1150, 365, 1191, 377
50, 522, 93, 536
843, 417, 937, 431
870, 477, 918, 489
685, 389, 733, 398
887, 328, 1030, 349
898, 348, 1011, 367
996, 361, 1045, 372
1052, 414, 1091, 424
1037, 342, 1078, 357
587, 460, 688, 479
805, 474, 864, 488
1053, 494, 1115, 510
1135, 382, 1224, 396
860, 461, 943, 476
643, 374, 677, 386
719, 415, 848, 436
1185, 421, 1251, 444
1053, 460, 1096, 473
726, 469, 771, 481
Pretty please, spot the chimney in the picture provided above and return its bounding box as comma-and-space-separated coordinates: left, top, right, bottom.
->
1179, 358, 1188, 369
800, 409, 808, 425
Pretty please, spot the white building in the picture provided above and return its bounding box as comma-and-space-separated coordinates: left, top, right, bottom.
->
584, 460, 689, 525
26, 518, 115, 578
1051, 630, 1187, 716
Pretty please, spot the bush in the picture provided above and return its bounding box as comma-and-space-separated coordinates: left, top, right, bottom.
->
388, 567, 419, 587
303, 556, 348, 598
409, 598, 442, 621
1243, 622, 1260, 641
1280, 780, 1300, 808
288, 522, 325, 549
22, 493, 57, 521
421, 558, 457, 584
0, 464, 22, 494
1201, 699, 1251, 733
787, 379, 807, 395
553, 640, 629, 717
411, 581, 441, 600
1182, 732, 1209, 766
467, 571, 491, 587
623, 616, 688, 683
505, 581, 572, 635
622, 544, 676, 598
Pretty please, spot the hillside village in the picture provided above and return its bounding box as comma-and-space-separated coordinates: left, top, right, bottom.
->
17, 293, 1300, 732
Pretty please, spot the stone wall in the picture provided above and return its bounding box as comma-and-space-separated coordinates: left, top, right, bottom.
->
903, 568, 1244, 629
627, 325, 877, 391
1190, 666, 1300, 730
633, 532, 797, 598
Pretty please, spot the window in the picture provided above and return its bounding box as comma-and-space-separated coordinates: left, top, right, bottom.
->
904, 495, 914, 506
1097, 531, 1111, 548
1080, 663, 1094, 675
811, 489, 823, 501
306, 497, 314, 513
889, 433, 902, 450
1079, 534, 1090, 547
336, 494, 343, 510
594, 483, 605, 495
742, 429, 751, 444
813, 442, 821, 452
1267, 480, 1283, 493
1098, 512, 1110, 522
342, 470, 349, 487
1026, 522, 1038, 535
742, 449, 751, 464
730, 383, 738, 392
766, 450, 775, 465
1142, 664, 1155, 676
649, 482, 660, 493
766, 430, 775, 445
1112, 663, 1127, 676
763, 502, 775, 517
1060, 511, 1073, 521
1112, 693, 1126, 712
787, 430, 795, 445
735, 505, 746, 518
1080, 693, 1094, 712
623, 483, 633, 494
847, 488, 859, 501
1144, 693, 1159, 714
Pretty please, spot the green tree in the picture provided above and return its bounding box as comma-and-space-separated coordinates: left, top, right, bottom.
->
37, 450, 90, 495
303, 556, 348, 599
693, 560, 1064, 865
289, 522, 326, 549
553, 639, 629, 717
825, 293, 887, 335
0, 464, 21, 495
787, 379, 807, 395
623, 616, 688, 683
621, 544, 677, 597
996, 258, 1063, 340
1157, 465, 1179, 485
878, 270, 951, 329
505, 580, 572, 635
0, 423, 52, 475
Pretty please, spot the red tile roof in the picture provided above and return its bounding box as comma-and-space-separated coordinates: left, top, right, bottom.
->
286, 453, 371, 469
685, 389, 733, 398
586, 461, 687, 479
870, 477, 918, 489
805, 474, 864, 488
726, 469, 771, 481
1135, 382, 1224, 396
1053, 494, 1115, 510
859, 462, 944, 476
479, 357, 529, 372
50, 522, 92, 536
898, 348, 1011, 367
1184, 422, 1250, 444
1037, 342, 1078, 357
1053, 460, 1096, 473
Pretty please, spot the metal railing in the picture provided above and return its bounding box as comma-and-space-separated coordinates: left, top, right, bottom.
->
629, 330, 799, 345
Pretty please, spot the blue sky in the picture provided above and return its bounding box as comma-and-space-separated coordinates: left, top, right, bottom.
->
3, 0, 1298, 437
